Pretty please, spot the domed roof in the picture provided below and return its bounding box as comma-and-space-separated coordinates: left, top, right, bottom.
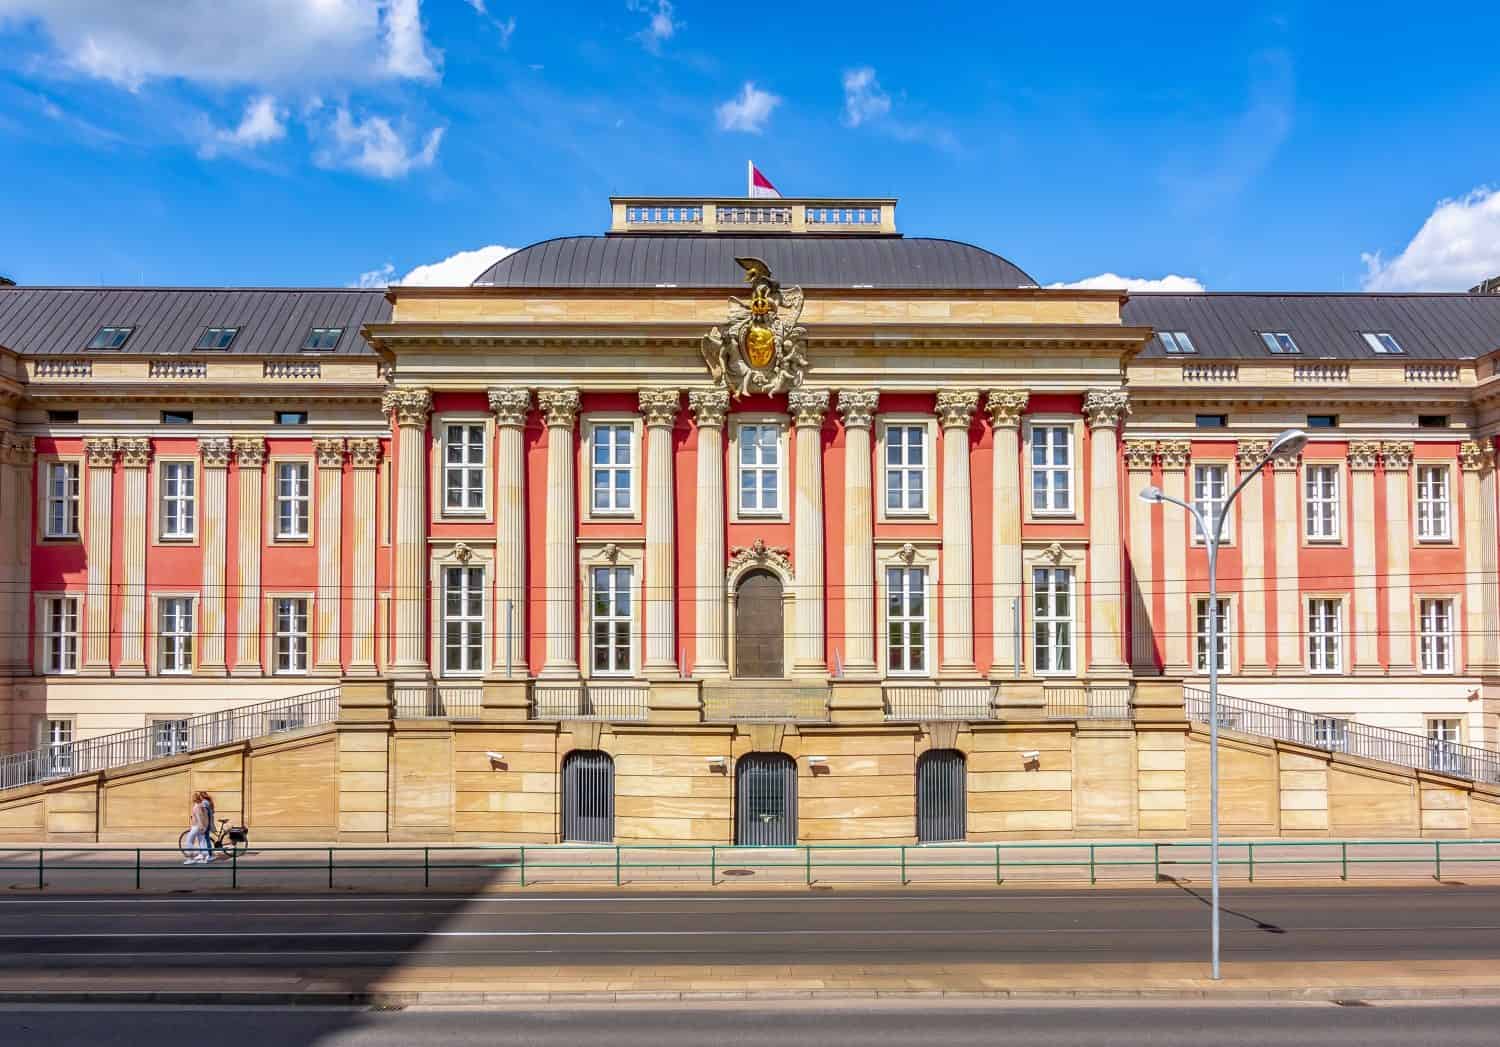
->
473, 234, 1036, 290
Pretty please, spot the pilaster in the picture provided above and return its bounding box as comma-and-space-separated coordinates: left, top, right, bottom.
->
538, 388, 581, 678
347, 438, 382, 677
1461, 441, 1500, 673
1236, 439, 1271, 674
0, 436, 34, 675
336, 678, 393, 843
837, 389, 879, 678
689, 389, 730, 677
986, 389, 1028, 677
230, 437, 266, 675
488, 387, 530, 676
116, 437, 151, 675
1124, 440, 1159, 674
383, 388, 432, 675
936, 390, 979, 677
1270, 449, 1302, 672
1158, 440, 1192, 675
1382, 442, 1415, 671
198, 438, 231, 675
313, 437, 346, 674
1082, 389, 1129, 673
788, 388, 830, 677
1348, 440, 1381, 673
639, 388, 680, 678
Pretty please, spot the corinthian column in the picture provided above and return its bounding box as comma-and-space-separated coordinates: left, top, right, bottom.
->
1158, 440, 1192, 674
1461, 441, 1500, 673
383, 388, 432, 673
936, 390, 980, 676
1082, 390, 1129, 674
689, 389, 730, 677
1382, 442, 1415, 671
639, 389, 681, 677
81, 438, 116, 674
0, 436, 34, 675
488, 388, 530, 677
198, 438, 231, 675
230, 437, 265, 675
117, 438, 151, 675
986, 390, 1028, 676
837, 389, 879, 677
347, 438, 382, 676
313, 438, 346, 673
538, 389, 581, 678
1236, 439, 1271, 674
1349, 441, 1381, 673
1124, 440, 1158, 673
789, 388, 830, 677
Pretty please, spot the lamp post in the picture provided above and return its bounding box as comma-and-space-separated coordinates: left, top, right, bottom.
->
1138, 427, 1306, 981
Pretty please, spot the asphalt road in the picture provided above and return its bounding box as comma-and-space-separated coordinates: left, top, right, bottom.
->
3, 1002, 1500, 1047
1, 884, 1499, 970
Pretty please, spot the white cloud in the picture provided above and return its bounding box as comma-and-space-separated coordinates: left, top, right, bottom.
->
0, 0, 441, 89
464, 0, 487, 11
313, 107, 444, 179
496, 15, 516, 47
1049, 273, 1207, 293
841, 67, 890, 127
1361, 187, 1500, 292
716, 81, 779, 134
354, 245, 519, 288
198, 94, 286, 158
628, 0, 676, 53
355, 262, 396, 288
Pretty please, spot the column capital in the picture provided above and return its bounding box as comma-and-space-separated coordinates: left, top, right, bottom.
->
1381, 441, 1415, 470
788, 387, 830, 427
984, 388, 1029, 428
1234, 439, 1272, 469
487, 387, 531, 427
0, 433, 34, 465
1271, 448, 1302, 471
199, 437, 233, 468
348, 437, 383, 469
382, 387, 432, 429
935, 389, 980, 430
313, 437, 347, 469
1157, 439, 1191, 471
537, 388, 581, 429
231, 436, 267, 469
836, 388, 879, 429
1348, 440, 1382, 471
1461, 440, 1495, 473
118, 437, 152, 469
1123, 439, 1158, 471
688, 388, 730, 428
83, 437, 118, 467
1082, 388, 1130, 430
638, 388, 681, 427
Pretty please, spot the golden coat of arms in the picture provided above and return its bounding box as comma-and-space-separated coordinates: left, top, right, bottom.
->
701, 257, 808, 398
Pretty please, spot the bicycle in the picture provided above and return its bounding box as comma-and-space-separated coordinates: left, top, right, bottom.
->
178, 819, 249, 861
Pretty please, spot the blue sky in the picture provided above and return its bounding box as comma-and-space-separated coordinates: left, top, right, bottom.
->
2, 1, 1499, 292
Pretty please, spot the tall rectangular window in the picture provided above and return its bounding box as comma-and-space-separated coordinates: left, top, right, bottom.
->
885, 566, 928, 675
1032, 566, 1074, 675
443, 423, 486, 514
1419, 598, 1454, 674
1194, 597, 1230, 673
152, 719, 189, 758
442, 565, 484, 675
1416, 465, 1451, 541
158, 597, 194, 674
1304, 464, 1340, 540
45, 461, 80, 539
738, 424, 781, 515
1307, 598, 1342, 673
884, 425, 927, 515
159, 461, 196, 539
275, 462, 310, 539
1030, 424, 1073, 514
274, 597, 309, 674
1192, 464, 1229, 542
45, 719, 73, 775
44, 596, 79, 675
590, 566, 633, 675
591, 424, 634, 515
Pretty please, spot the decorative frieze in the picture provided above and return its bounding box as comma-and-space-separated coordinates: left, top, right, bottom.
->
382, 387, 432, 429
835, 388, 879, 429
1082, 388, 1130, 429
984, 389, 1029, 428
787, 387, 830, 427
638, 388, 681, 427
934, 389, 980, 430
1123, 440, 1158, 471
537, 388, 581, 429
727, 538, 793, 580
487, 387, 531, 427
1347, 440, 1382, 471
1235, 439, 1272, 469
198, 437, 233, 468
688, 388, 730, 428
1380, 441, 1415, 470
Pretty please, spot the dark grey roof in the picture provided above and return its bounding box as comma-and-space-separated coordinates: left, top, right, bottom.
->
1124, 293, 1500, 361
0, 288, 390, 356
472, 235, 1038, 290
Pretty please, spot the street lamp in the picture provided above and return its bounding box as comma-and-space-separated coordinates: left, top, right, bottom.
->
1139, 427, 1307, 980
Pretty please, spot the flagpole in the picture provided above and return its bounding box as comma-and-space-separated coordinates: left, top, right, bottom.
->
746, 159, 753, 197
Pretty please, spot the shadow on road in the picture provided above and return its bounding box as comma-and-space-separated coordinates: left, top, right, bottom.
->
1158, 875, 1287, 933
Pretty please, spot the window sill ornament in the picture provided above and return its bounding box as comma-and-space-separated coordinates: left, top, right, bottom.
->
701, 257, 807, 399
726, 537, 793, 579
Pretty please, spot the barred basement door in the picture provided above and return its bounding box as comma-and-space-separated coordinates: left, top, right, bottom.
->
735, 753, 797, 846
916, 749, 966, 844
561, 750, 614, 844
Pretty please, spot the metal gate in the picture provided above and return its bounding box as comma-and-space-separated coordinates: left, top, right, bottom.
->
561, 750, 614, 844
916, 749, 966, 844
735, 753, 797, 846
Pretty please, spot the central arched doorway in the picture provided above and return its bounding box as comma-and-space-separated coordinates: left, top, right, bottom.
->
735, 752, 797, 846
734, 569, 784, 678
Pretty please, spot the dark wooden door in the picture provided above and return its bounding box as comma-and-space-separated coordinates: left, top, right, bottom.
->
734, 570, 784, 678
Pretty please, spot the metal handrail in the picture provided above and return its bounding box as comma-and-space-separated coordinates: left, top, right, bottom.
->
0, 686, 340, 792
532, 683, 648, 722
1185, 687, 1500, 784
884, 684, 993, 722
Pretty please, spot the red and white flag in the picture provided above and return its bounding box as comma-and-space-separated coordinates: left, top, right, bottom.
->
747, 161, 781, 199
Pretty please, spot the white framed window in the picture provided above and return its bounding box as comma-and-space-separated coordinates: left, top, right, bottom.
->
45, 718, 73, 776
591, 423, 634, 515
1194, 596, 1230, 673
273, 597, 309, 675
1416, 465, 1451, 541
442, 422, 486, 515
885, 566, 928, 675
158, 596, 194, 674
737, 422, 782, 516
159, 461, 196, 539
43, 596, 79, 675
151, 719, 189, 758
1192, 463, 1230, 542
1304, 464, 1340, 541
1427, 717, 1463, 774
1032, 566, 1075, 675
590, 565, 633, 676
44, 461, 80, 539
1306, 598, 1342, 673
1312, 716, 1349, 752
1361, 331, 1405, 355
275, 462, 311, 539
1418, 598, 1455, 674
1260, 331, 1301, 354
442, 565, 485, 676
1030, 424, 1073, 515
884, 424, 927, 515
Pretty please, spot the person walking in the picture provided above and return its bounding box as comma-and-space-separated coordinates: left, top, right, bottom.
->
183, 792, 208, 866
200, 792, 216, 863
